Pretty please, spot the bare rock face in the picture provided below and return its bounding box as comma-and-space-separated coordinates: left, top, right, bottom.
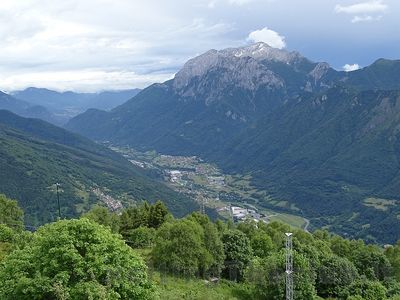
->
173, 42, 302, 94
309, 62, 331, 82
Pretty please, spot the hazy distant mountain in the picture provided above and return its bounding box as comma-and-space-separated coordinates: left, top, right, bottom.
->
66, 42, 400, 243
0, 91, 61, 125
12, 88, 141, 120
0, 110, 195, 226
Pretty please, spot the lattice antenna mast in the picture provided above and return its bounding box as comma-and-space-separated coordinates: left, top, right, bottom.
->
285, 232, 293, 300
199, 195, 205, 214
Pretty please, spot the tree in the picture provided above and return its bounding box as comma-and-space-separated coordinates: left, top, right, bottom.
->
188, 213, 225, 277
316, 255, 359, 298
245, 251, 317, 300
119, 204, 150, 234
148, 201, 168, 229
263, 221, 291, 249
221, 230, 252, 281
251, 231, 274, 258
0, 225, 15, 262
384, 278, 400, 298
352, 244, 392, 281
152, 219, 212, 277
329, 234, 352, 258
0, 194, 24, 230
347, 296, 365, 300
81, 205, 119, 232
119, 201, 169, 238
124, 226, 156, 248
0, 219, 155, 299
237, 220, 258, 238
342, 279, 387, 300
215, 219, 227, 234
385, 241, 400, 281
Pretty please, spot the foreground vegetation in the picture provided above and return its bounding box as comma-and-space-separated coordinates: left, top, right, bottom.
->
2, 194, 400, 299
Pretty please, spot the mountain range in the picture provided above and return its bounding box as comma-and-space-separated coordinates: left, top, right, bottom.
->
10, 87, 141, 124
66, 42, 400, 243
0, 110, 196, 226
0, 91, 59, 125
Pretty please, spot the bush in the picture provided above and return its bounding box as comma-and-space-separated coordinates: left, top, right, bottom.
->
0, 219, 155, 299
124, 226, 156, 248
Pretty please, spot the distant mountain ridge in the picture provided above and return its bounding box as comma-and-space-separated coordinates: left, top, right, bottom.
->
0, 110, 196, 226
12, 87, 141, 122
0, 91, 60, 125
66, 42, 400, 243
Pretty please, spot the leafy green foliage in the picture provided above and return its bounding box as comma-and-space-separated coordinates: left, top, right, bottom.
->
148, 201, 169, 229
152, 219, 211, 277
188, 213, 225, 277
124, 226, 156, 248
342, 279, 388, 300
0, 194, 24, 230
245, 251, 317, 300
2, 197, 400, 299
81, 205, 120, 232
221, 230, 252, 281
316, 255, 359, 298
250, 230, 274, 258
386, 242, 400, 281
0, 219, 155, 299
119, 201, 169, 237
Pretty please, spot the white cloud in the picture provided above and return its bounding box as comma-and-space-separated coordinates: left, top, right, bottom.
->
229, 0, 254, 5
0, 69, 174, 93
335, 0, 388, 14
247, 27, 286, 49
335, 0, 388, 23
0, 0, 396, 91
0, 0, 237, 91
343, 63, 361, 72
351, 15, 383, 23
207, 1, 217, 8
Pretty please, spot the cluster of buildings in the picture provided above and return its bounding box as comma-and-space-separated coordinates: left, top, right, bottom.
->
207, 176, 225, 187
231, 205, 268, 223
168, 170, 183, 183
92, 188, 123, 211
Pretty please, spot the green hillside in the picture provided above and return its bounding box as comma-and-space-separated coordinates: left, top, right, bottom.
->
66, 48, 400, 243
0, 110, 196, 226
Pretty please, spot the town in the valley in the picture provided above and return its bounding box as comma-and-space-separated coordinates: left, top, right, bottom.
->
109, 145, 308, 229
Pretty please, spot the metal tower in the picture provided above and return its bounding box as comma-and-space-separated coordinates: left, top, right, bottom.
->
285, 232, 293, 300
199, 195, 205, 214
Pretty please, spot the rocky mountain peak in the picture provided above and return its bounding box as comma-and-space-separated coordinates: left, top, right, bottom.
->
221, 42, 302, 63
173, 43, 303, 91
309, 62, 331, 82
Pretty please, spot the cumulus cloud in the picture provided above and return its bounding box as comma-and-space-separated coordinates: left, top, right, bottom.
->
229, 0, 254, 5
351, 15, 382, 23
0, 0, 396, 91
335, 0, 388, 23
247, 27, 286, 49
335, 0, 388, 14
0, 0, 239, 92
343, 63, 361, 72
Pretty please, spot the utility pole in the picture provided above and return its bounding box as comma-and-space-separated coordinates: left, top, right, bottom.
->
199, 195, 205, 214
285, 232, 293, 300
56, 183, 61, 220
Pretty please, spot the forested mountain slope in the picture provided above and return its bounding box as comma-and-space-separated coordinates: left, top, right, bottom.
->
0, 110, 196, 226
66, 43, 400, 243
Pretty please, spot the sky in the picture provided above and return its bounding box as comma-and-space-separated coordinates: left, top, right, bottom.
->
0, 0, 399, 92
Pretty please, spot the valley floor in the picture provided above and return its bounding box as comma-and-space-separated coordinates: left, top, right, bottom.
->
110, 145, 308, 229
